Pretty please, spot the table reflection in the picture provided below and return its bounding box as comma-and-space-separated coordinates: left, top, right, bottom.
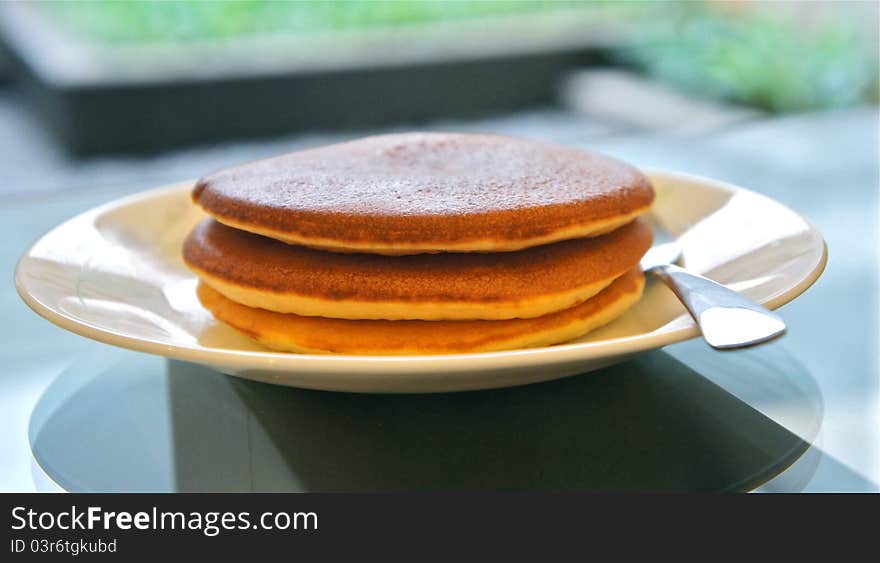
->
29, 345, 821, 491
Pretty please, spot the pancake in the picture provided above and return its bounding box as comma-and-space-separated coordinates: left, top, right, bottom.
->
192, 132, 654, 255
183, 218, 652, 321
197, 268, 645, 355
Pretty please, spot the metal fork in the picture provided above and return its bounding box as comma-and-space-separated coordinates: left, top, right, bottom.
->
640, 219, 786, 349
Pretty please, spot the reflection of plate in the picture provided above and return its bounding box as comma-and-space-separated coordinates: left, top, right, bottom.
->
15, 170, 827, 393
27, 345, 822, 492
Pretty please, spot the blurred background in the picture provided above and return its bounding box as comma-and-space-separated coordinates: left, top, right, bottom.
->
0, 0, 876, 196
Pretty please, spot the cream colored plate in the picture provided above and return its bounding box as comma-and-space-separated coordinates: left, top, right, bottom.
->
15, 170, 827, 393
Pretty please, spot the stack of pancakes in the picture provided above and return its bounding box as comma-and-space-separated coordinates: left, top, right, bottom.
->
183, 132, 654, 355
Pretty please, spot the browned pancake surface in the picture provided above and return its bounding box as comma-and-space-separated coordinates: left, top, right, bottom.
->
193, 132, 654, 250
183, 218, 651, 306
197, 268, 645, 355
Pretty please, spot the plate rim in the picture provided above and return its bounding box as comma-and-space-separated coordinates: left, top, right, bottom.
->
14, 168, 829, 375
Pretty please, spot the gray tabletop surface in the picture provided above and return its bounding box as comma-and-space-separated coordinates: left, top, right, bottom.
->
1, 97, 877, 491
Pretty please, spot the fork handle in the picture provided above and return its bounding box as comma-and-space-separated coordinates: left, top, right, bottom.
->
649, 263, 786, 349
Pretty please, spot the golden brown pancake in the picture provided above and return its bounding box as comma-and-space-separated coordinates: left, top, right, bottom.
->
183, 218, 652, 320
193, 132, 654, 255
197, 268, 644, 355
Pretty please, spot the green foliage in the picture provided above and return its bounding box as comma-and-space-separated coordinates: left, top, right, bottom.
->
38, 0, 878, 112
39, 0, 570, 43
616, 5, 877, 112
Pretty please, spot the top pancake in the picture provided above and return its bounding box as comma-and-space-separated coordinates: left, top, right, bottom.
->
193, 132, 654, 255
